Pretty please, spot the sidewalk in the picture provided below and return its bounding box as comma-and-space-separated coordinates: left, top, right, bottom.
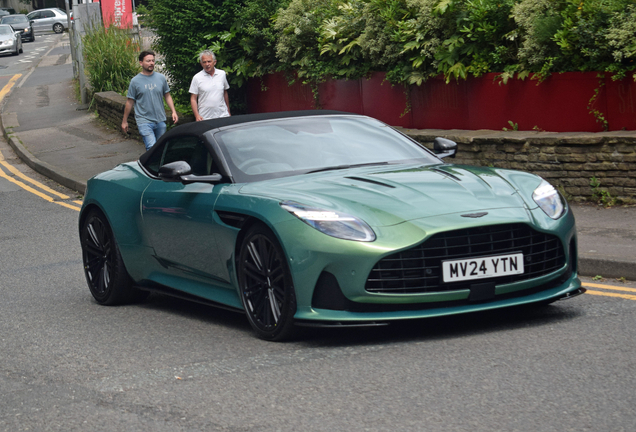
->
2, 34, 635, 281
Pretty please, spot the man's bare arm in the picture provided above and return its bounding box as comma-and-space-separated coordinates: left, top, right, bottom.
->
121, 98, 135, 134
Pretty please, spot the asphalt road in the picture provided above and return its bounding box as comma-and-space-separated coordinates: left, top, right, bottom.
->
1, 135, 636, 431
1, 35, 635, 432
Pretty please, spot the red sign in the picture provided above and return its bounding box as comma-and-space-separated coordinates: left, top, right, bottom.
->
101, 0, 133, 29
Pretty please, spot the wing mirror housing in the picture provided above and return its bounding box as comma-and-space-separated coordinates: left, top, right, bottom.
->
158, 161, 191, 182
433, 137, 458, 159
158, 161, 223, 184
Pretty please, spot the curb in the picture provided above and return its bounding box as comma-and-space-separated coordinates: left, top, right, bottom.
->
1, 117, 87, 194
579, 255, 636, 281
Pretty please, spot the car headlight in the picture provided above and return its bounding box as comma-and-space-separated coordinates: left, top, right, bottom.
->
281, 201, 376, 242
532, 180, 565, 219
2, 40, 10, 46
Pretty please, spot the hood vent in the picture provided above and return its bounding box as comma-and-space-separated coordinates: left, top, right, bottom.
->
431, 167, 461, 181
345, 176, 396, 188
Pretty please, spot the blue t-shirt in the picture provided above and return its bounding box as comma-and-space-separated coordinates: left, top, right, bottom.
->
126, 72, 170, 124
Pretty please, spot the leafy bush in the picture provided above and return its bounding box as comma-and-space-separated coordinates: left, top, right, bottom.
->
605, 4, 636, 77
140, 0, 636, 104
511, 0, 636, 78
81, 24, 140, 94
144, 0, 288, 109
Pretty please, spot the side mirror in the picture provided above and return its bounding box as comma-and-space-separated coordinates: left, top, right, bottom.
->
433, 137, 457, 159
158, 161, 191, 182
158, 161, 223, 184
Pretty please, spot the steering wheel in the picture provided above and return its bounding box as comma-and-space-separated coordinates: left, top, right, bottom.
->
238, 158, 269, 171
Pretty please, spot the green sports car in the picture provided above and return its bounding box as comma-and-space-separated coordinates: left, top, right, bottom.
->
79, 111, 584, 341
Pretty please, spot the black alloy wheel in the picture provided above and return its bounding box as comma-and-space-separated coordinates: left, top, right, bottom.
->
238, 224, 297, 341
53, 23, 63, 34
81, 209, 147, 305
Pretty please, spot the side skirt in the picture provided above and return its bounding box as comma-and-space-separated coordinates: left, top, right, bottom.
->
135, 282, 245, 314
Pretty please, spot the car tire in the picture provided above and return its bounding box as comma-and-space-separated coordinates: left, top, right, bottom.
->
53, 23, 63, 34
80, 208, 148, 305
12, 45, 17, 55
19, 44, 22, 53
237, 223, 298, 341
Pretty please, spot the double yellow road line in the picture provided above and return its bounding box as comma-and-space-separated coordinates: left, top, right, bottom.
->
0, 149, 81, 211
583, 282, 636, 301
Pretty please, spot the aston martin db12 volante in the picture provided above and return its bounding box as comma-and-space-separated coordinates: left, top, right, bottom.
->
79, 111, 584, 340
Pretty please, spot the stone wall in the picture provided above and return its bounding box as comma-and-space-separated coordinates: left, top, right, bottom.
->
92, 91, 636, 204
92, 91, 193, 141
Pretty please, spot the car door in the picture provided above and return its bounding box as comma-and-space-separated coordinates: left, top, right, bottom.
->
38, 10, 56, 31
141, 135, 231, 285
26, 11, 43, 31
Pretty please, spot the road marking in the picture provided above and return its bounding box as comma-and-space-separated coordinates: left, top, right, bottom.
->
582, 282, 636, 301
0, 158, 70, 199
585, 290, 636, 301
0, 74, 21, 101
0, 149, 80, 211
582, 282, 636, 293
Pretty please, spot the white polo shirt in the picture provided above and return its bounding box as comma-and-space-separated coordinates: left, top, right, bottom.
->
189, 68, 230, 119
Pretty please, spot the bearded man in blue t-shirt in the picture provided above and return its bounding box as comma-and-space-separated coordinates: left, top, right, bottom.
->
122, 51, 179, 150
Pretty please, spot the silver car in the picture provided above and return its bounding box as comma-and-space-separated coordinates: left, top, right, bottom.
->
27, 8, 69, 34
0, 24, 22, 56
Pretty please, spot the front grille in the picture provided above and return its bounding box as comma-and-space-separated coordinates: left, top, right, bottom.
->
365, 224, 566, 294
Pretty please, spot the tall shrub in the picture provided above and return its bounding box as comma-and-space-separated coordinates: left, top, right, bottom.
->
81, 25, 140, 94
511, 0, 636, 78
141, 0, 636, 99
144, 0, 289, 108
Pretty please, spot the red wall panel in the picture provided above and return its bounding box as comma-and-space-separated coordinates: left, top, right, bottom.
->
246, 72, 632, 132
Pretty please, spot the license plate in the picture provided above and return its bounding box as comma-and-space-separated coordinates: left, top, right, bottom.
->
442, 253, 524, 282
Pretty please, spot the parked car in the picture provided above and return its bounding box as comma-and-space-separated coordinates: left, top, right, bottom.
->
0, 10, 10, 18
0, 14, 34, 42
27, 8, 68, 34
0, 24, 22, 56
79, 111, 584, 341
0, 7, 16, 14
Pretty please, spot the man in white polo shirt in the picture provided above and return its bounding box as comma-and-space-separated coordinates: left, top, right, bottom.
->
189, 50, 231, 120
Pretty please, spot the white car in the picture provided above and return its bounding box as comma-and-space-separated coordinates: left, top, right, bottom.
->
27, 8, 69, 34
0, 24, 22, 56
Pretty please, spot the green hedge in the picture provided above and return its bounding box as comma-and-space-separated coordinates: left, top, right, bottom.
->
143, 0, 636, 108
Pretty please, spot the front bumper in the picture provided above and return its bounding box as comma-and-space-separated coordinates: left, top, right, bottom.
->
280, 205, 581, 323
295, 270, 583, 325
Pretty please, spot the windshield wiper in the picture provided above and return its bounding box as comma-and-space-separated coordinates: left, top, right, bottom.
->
306, 161, 389, 174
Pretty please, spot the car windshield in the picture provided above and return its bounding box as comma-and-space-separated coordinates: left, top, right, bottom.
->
2, 16, 27, 24
0, 26, 13, 34
213, 115, 440, 182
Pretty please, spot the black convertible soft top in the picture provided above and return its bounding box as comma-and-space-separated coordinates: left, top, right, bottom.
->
162, 110, 350, 141
138, 110, 352, 167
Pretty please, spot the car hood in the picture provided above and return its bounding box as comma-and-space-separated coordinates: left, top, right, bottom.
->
239, 163, 542, 227
0, 34, 13, 41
